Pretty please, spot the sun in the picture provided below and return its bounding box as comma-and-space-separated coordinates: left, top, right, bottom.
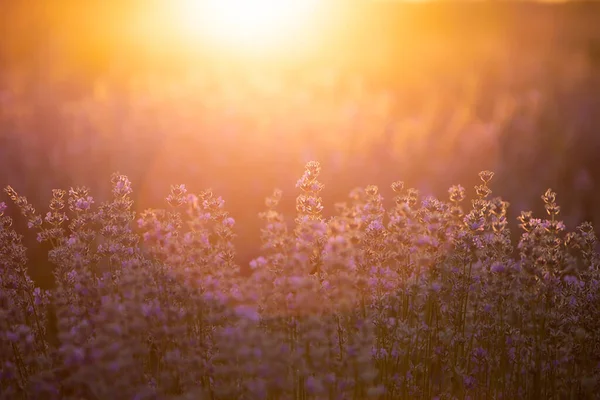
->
176, 0, 321, 50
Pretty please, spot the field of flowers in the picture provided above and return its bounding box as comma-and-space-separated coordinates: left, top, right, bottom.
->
1, 2, 600, 399
1, 162, 600, 399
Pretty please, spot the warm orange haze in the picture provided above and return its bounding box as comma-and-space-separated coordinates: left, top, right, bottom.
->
1, 0, 600, 263
177, 0, 324, 50
123, 0, 335, 58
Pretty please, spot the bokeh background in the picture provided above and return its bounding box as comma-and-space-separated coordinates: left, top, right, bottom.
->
1, 0, 600, 280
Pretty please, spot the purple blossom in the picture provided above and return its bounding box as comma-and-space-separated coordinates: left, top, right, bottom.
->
234, 304, 260, 322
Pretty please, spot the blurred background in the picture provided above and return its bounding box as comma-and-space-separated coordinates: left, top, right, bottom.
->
1, 0, 600, 278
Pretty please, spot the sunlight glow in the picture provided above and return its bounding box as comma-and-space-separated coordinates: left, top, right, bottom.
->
176, 0, 322, 50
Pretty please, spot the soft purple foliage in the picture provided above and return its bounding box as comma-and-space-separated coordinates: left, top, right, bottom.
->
0, 164, 599, 399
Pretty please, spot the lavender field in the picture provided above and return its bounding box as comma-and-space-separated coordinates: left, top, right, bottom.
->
1, 1, 600, 399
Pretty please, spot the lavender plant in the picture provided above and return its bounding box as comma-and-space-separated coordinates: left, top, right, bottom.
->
1, 162, 599, 399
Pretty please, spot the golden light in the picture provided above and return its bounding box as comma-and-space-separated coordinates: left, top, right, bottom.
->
175, 0, 322, 51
